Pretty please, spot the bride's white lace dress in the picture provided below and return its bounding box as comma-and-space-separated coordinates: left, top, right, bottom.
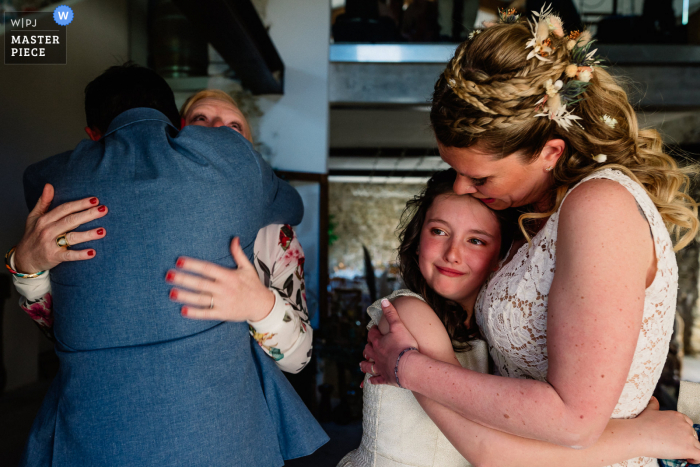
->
338, 289, 489, 467
476, 169, 678, 467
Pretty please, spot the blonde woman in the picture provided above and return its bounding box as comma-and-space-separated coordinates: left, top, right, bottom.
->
362, 9, 699, 467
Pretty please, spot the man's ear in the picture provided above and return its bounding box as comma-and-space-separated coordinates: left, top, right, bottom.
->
85, 127, 102, 141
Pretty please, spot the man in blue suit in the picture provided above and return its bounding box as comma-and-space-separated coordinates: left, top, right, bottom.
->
12, 64, 327, 466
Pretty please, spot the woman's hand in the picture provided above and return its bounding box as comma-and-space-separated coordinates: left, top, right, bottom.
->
360, 298, 419, 386
14, 184, 108, 274
636, 397, 700, 463
167, 237, 275, 322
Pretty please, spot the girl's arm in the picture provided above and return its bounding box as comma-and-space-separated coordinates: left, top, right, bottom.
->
382, 296, 700, 467
365, 180, 658, 447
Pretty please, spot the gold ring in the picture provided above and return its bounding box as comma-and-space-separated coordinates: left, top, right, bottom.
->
55, 233, 71, 248
209, 295, 214, 309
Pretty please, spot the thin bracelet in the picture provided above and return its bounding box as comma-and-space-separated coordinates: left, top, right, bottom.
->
4, 246, 47, 279
395, 347, 418, 389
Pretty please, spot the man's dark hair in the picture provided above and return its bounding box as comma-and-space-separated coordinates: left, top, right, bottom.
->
84, 62, 180, 134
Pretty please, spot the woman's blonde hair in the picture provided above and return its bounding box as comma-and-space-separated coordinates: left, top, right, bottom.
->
179, 89, 239, 118
431, 22, 698, 251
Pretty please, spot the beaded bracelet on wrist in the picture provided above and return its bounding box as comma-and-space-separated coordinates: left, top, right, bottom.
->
395, 347, 418, 389
5, 246, 47, 279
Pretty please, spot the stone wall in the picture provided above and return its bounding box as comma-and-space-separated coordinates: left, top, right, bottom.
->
329, 182, 425, 276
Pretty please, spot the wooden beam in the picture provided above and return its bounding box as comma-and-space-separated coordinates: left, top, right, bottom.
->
172, 0, 284, 94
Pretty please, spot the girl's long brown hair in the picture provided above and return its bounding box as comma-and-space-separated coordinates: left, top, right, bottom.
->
397, 169, 516, 351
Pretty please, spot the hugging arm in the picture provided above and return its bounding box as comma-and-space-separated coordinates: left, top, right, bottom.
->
364, 181, 668, 447
11, 184, 312, 372
168, 224, 313, 373
380, 297, 700, 467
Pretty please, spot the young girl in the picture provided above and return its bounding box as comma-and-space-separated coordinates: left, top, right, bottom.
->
342, 169, 699, 466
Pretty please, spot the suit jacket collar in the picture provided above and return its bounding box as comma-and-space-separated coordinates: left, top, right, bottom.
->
103, 107, 179, 138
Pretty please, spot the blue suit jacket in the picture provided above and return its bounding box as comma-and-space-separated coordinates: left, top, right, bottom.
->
20, 108, 328, 466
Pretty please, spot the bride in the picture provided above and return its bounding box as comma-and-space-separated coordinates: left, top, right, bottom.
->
342, 169, 699, 466
361, 9, 700, 467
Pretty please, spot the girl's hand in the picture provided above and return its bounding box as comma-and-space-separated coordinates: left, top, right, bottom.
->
167, 237, 275, 322
360, 298, 419, 386
14, 184, 107, 273
637, 397, 700, 463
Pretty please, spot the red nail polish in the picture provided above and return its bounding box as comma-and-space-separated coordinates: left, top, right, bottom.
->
165, 272, 175, 283
87, 250, 95, 257
98, 206, 106, 212
97, 228, 104, 235
89, 197, 98, 205
170, 289, 178, 300
176, 258, 185, 268
181, 307, 188, 316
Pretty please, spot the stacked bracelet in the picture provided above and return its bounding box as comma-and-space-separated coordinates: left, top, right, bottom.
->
5, 246, 47, 279
394, 347, 418, 389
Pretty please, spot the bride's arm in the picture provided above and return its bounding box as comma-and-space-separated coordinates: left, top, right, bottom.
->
366, 180, 655, 447
383, 296, 700, 467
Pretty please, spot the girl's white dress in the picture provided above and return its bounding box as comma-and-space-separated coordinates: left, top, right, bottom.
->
339, 289, 489, 467
476, 169, 678, 467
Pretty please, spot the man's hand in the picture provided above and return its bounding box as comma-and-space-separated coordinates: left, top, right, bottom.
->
14, 184, 108, 273
167, 237, 275, 322
360, 298, 419, 387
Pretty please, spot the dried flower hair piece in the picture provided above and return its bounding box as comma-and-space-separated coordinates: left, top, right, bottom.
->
468, 29, 483, 40
526, 3, 557, 61
498, 8, 521, 24
601, 115, 617, 128
535, 78, 589, 130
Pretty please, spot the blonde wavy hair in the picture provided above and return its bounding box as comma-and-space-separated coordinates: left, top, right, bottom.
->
431, 22, 698, 251
179, 89, 239, 119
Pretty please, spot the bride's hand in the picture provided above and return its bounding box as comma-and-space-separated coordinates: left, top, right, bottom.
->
167, 237, 275, 322
360, 299, 419, 386
636, 397, 700, 463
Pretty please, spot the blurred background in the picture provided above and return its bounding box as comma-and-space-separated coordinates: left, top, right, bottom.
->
1, 0, 700, 465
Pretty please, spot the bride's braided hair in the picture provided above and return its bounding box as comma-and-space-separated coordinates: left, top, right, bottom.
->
431, 21, 698, 250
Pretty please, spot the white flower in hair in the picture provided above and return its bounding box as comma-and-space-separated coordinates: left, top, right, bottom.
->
448, 78, 457, 88
544, 79, 563, 97
546, 14, 564, 38
601, 115, 618, 128
535, 106, 583, 131
526, 3, 555, 61
577, 68, 592, 82
592, 154, 608, 163
468, 29, 482, 40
